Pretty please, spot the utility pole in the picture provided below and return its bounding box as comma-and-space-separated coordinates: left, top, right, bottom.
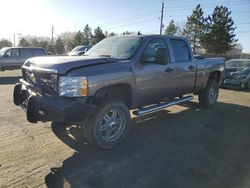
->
13, 34, 15, 47
160, 2, 164, 35
51, 25, 54, 46
50, 25, 54, 53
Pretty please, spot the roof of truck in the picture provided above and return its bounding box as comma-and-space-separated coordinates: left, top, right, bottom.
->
110, 34, 187, 40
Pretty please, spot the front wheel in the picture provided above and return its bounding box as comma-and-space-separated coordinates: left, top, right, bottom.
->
82, 99, 131, 149
198, 80, 219, 108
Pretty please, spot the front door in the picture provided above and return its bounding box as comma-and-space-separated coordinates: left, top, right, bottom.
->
135, 38, 175, 106
1, 49, 20, 68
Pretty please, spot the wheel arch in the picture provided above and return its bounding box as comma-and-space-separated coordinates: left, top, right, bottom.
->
208, 71, 221, 84
93, 84, 133, 108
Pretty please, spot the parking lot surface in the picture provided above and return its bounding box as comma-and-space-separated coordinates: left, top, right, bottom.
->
0, 70, 250, 188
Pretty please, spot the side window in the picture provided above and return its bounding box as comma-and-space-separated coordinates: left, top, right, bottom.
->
4, 50, 11, 57
5, 49, 19, 57
143, 38, 168, 63
20, 49, 32, 58
33, 49, 46, 56
171, 39, 190, 62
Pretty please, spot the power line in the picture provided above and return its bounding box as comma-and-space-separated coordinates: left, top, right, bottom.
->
165, 10, 250, 18
76, 1, 162, 25
163, 2, 250, 13
165, 1, 250, 10
99, 10, 159, 28
102, 17, 158, 30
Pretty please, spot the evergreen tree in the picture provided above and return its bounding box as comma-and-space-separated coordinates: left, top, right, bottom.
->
54, 37, 65, 54
183, 4, 205, 53
201, 5, 237, 54
108, 32, 117, 37
82, 24, 93, 45
31, 38, 40, 47
0, 39, 13, 48
39, 40, 50, 52
19, 38, 30, 47
164, 19, 178, 36
93, 27, 106, 44
60, 32, 75, 51
73, 31, 84, 47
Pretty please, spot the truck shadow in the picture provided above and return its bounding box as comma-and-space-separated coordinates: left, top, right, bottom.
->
45, 101, 250, 188
0, 76, 22, 85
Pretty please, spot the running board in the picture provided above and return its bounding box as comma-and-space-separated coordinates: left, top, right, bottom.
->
133, 96, 194, 116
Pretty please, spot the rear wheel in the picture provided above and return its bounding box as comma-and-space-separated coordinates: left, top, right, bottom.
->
82, 99, 131, 149
198, 80, 219, 108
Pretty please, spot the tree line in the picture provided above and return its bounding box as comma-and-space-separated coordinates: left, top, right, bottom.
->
0, 4, 237, 55
0, 24, 110, 54
165, 4, 237, 54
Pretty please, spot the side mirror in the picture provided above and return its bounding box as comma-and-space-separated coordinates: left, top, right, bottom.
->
155, 48, 169, 65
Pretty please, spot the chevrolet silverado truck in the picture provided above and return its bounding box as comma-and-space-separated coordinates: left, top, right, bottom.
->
13, 35, 225, 149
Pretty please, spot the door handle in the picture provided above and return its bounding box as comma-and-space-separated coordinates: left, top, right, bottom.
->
165, 67, 174, 73
188, 65, 194, 70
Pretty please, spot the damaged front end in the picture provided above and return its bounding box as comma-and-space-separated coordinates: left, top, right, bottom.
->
13, 66, 96, 123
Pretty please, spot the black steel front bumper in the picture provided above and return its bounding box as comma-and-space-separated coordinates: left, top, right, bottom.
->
13, 79, 97, 123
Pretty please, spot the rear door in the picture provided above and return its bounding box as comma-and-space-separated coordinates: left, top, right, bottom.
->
32, 49, 46, 57
170, 39, 196, 95
20, 48, 33, 66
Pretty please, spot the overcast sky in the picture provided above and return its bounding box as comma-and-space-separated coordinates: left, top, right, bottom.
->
0, 0, 249, 52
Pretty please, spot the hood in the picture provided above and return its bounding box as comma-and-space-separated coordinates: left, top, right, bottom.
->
23, 56, 119, 74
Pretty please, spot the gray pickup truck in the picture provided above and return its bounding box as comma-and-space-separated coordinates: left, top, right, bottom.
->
14, 35, 225, 149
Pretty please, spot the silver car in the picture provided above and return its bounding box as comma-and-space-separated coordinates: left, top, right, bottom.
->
68, 45, 92, 56
0, 47, 47, 70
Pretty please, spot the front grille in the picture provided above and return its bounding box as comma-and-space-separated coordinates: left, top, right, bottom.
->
22, 69, 58, 96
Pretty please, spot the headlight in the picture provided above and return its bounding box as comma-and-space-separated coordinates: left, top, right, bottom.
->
58, 76, 88, 97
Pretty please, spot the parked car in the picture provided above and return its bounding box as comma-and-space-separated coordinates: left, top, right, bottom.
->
0, 47, 47, 70
68, 45, 92, 56
222, 59, 250, 89
13, 35, 225, 149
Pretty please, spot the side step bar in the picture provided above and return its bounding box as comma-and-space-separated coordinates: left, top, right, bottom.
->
133, 96, 194, 116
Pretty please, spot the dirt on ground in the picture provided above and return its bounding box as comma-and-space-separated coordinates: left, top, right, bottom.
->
0, 69, 250, 188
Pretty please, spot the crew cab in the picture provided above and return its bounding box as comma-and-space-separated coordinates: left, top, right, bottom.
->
13, 35, 225, 149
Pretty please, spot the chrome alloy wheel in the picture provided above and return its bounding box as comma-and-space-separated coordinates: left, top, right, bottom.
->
99, 109, 125, 142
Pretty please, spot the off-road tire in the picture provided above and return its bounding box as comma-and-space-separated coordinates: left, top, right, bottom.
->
82, 99, 131, 149
198, 80, 219, 108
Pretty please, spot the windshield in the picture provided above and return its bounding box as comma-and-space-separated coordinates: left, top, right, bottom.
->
226, 60, 250, 68
85, 36, 141, 60
0, 47, 8, 56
